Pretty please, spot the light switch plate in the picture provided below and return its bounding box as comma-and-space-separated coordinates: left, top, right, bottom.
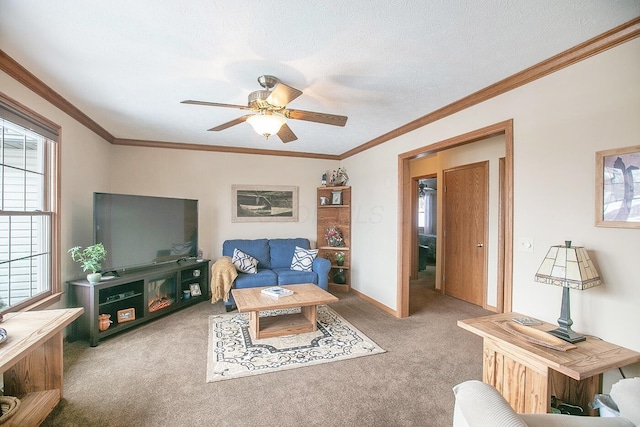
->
518, 237, 534, 253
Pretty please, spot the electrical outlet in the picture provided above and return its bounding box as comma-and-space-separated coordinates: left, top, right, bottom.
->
518, 237, 534, 253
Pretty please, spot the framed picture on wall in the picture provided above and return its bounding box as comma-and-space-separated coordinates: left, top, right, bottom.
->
595, 145, 640, 228
232, 185, 299, 223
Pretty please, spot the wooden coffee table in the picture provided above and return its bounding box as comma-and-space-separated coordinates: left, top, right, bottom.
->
231, 284, 338, 339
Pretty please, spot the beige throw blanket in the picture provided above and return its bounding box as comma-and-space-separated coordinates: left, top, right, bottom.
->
210, 256, 238, 303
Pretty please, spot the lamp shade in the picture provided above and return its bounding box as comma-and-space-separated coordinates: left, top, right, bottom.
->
534, 242, 602, 290
247, 113, 286, 138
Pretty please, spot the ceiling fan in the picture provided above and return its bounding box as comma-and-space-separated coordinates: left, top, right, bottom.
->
181, 75, 348, 143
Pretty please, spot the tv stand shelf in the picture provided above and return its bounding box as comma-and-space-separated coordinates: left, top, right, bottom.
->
69, 259, 210, 346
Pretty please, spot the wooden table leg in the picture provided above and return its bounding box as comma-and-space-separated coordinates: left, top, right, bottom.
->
301, 305, 317, 332
249, 311, 260, 339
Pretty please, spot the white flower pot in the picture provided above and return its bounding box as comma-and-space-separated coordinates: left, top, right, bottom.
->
87, 273, 102, 284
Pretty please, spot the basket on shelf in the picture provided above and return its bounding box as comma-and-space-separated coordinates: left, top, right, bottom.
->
0, 396, 20, 424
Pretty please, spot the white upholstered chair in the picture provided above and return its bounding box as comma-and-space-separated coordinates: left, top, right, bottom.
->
452, 379, 639, 427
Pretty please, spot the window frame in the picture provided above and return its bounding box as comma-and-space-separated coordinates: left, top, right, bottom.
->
0, 92, 61, 312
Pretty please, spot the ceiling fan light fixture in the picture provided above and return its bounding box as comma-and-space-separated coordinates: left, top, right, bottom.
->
247, 113, 286, 139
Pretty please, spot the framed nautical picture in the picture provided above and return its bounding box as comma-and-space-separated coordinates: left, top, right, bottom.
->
595, 145, 640, 228
232, 185, 299, 222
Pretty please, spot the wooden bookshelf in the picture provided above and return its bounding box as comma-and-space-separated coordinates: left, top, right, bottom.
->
317, 186, 351, 291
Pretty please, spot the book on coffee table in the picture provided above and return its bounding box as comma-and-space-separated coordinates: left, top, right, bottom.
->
261, 286, 294, 298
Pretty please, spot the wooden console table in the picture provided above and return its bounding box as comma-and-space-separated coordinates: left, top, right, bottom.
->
458, 312, 640, 415
0, 308, 83, 426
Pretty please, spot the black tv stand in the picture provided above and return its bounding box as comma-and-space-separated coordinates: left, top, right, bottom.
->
68, 259, 210, 346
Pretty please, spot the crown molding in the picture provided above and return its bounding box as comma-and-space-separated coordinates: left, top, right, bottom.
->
0, 49, 115, 143
112, 138, 340, 160
341, 17, 640, 159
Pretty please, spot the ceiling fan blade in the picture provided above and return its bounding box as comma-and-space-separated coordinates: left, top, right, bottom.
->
208, 115, 251, 131
287, 109, 348, 127
182, 100, 251, 110
266, 83, 303, 108
277, 123, 297, 143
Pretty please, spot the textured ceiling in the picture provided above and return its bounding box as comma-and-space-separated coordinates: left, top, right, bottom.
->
1, 1, 638, 156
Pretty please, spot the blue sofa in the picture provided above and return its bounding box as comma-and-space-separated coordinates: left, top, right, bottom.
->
222, 238, 331, 310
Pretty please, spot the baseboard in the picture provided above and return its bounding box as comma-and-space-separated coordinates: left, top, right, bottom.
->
349, 287, 397, 317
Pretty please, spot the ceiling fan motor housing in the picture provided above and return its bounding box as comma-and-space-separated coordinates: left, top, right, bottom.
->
248, 90, 274, 110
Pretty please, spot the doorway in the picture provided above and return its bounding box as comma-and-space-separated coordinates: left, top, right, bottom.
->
417, 177, 437, 273
398, 120, 513, 318
410, 177, 438, 313
410, 176, 438, 280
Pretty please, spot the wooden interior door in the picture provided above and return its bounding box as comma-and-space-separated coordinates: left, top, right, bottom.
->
442, 161, 488, 306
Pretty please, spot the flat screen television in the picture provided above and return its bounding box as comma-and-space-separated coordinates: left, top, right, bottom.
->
94, 192, 198, 272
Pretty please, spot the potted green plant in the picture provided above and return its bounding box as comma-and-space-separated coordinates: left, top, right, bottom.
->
68, 243, 107, 284
334, 252, 345, 266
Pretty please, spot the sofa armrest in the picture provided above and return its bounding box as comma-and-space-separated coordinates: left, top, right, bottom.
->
453, 380, 527, 427
312, 257, 331, 290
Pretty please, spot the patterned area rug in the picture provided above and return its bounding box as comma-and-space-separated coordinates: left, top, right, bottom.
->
206, 305, 385, 382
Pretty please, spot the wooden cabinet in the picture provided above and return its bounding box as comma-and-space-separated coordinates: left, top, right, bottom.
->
69, 259, 209, 346
0, 308, 83, 426
458, 312, 640, 415
317, 186, 351, 291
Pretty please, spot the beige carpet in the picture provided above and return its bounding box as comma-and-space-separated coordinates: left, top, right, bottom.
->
207, 305, 385, 382
43, 283, 490, 426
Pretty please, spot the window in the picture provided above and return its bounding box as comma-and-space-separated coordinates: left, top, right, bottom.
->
418, 178, 437, 235
0, 95, 59, 311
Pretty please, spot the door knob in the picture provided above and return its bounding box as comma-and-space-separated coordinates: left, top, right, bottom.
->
476, 243, 484, 247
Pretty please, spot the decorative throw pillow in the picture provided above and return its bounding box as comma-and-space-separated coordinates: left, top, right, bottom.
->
232, 248, 258, 274
290, 246, 318, 272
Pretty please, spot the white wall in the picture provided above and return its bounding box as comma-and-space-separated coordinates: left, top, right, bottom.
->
108, 144, 339, 260
345, 38, 640, 381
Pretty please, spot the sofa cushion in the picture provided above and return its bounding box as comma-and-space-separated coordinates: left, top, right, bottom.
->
269, 238, 310, 269
521, 414, 634, 426
223, 239, 270, 268
234, 269, 278, 289
273, 268, 318, 286
290, 246, 318, 272
232, 248, 259, 274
